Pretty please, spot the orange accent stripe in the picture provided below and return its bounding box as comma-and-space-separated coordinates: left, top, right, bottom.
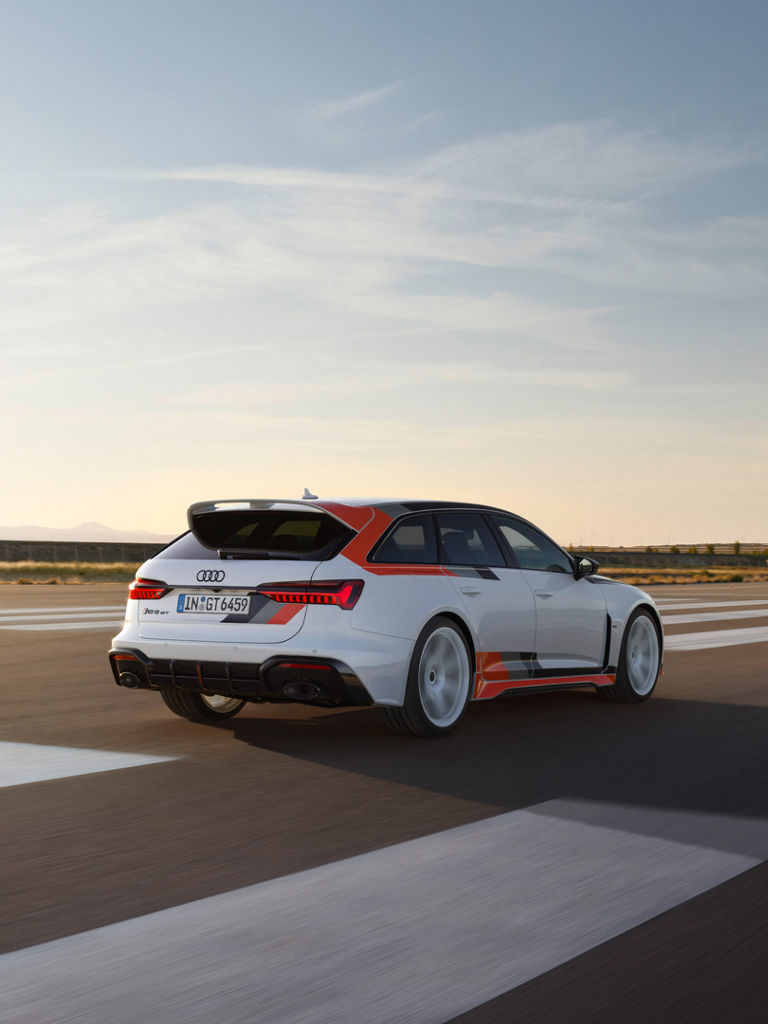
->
477, 651, 508, 680
316, 501, 379, 531
362, 564, 449, 577
318, 502, 460, 577
267, 605, 304, 625
476, 673, 616, 701
331, 506, 394, 570
473, 654, 485, 698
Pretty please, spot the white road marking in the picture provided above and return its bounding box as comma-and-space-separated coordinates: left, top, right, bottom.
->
0, 605, 125, 615
662, 609, 768, 625
0, 800, 765, 1024
0, 611, 123, 623
656, 599, 768, 611
0, 620, 124, 631
0, 742, 175, 789
665, 626, 768, 650
0, 604, 125, 631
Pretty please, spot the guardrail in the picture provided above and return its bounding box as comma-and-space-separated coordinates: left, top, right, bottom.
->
0, 540, 167, 564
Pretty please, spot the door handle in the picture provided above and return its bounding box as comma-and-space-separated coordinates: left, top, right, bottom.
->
535, 591, 553, 598
461, 586, 481, 595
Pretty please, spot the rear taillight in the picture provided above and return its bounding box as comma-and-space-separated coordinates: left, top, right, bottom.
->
128, 578, 169, 600
256, 580, 364, 610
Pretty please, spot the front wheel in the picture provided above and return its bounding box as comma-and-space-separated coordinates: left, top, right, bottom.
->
383, 617, 472, 736
600, 608, 661, 703
160, 688, 246, 722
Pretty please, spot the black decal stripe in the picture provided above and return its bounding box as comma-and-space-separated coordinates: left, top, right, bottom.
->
222, 595, 270, 624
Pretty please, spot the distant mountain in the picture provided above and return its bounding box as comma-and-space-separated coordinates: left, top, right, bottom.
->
0, 521, 175, 543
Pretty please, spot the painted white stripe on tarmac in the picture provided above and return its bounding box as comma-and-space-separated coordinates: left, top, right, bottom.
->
655, 599, 768, 611
0, 742, 175, 789
662, 609, 768, 625
0, 611, 124, 623
665, 626, 768, 650
0, 605, 125, 616
0, 620, 124, 631
0, 803, 764, 1024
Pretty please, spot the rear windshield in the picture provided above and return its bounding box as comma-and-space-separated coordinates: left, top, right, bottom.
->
184, 510, 354, 560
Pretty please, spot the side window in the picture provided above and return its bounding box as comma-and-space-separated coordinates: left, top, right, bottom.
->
370, 514, 437, 564
436, 512, 506, 567
491, 516, 572, 573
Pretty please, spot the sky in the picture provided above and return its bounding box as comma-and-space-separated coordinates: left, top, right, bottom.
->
1, 0, 766, 545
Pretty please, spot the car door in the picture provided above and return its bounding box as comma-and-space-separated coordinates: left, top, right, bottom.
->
489, 515, 607, 674
435, 511, 537, 695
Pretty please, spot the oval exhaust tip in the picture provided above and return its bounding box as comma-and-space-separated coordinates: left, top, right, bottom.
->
283, 681, 321, 700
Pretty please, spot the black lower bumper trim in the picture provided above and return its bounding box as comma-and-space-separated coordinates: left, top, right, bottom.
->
108, 649, 372, 707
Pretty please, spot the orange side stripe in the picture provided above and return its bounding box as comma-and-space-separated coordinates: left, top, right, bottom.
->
475, 673, 616, 701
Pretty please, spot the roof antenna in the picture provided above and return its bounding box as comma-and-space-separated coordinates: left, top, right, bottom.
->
302, 487, 318, 500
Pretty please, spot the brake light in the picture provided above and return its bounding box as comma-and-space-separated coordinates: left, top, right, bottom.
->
256, 580, 364, 610
128, 578, 169, 600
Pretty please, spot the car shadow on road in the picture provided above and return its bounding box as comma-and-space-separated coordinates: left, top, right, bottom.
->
225, 690, 768, 822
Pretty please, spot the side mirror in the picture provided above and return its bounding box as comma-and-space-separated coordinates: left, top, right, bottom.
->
574, 555, 599, 579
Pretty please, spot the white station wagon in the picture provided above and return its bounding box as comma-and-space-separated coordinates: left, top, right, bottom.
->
109, 498, 663, 736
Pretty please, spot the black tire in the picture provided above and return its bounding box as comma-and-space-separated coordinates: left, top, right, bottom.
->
382, 616, 472, 737
160, 688, 246, 722
599, 608, 661, 703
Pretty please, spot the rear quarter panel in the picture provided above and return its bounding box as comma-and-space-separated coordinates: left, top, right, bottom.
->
315, 557, 470, 643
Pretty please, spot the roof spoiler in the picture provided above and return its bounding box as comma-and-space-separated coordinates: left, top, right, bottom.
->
186, 498, 340, 535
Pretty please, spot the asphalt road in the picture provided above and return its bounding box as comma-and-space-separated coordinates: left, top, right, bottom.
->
0, 582, 767, 1022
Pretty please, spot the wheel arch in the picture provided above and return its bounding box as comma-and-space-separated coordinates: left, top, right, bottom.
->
608, 597, 664, 668
438, 610, 475, 659
633, 601, 664, 658
430, 610, 476, 678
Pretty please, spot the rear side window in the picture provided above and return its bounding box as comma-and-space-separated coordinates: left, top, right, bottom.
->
370, 514, 437, 564
187, 510, 353, 560
436, 512, 506, 567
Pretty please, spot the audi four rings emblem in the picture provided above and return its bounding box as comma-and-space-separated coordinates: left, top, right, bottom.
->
196, 569, 226, 582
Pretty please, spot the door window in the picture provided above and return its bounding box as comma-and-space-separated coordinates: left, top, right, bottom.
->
437, 512, 506, 567
491, 516, 572, 573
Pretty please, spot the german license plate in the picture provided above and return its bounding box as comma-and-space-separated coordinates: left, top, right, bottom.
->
177, 594, 251, 615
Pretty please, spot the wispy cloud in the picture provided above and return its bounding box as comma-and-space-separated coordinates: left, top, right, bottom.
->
5, 121, 767, 384
307, 82, 403, 121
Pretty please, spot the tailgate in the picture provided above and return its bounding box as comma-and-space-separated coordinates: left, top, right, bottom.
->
137, 559, 318, 644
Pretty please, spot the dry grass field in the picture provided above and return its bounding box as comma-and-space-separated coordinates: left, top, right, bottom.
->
0, 562, 138, 585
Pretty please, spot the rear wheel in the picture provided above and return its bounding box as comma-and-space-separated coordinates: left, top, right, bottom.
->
383, 617, 472, 736
599, 608, 661, 703
160, 689, 246, 722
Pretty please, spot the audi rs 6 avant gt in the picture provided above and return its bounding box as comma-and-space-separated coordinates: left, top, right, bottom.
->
109, 499, 663, 737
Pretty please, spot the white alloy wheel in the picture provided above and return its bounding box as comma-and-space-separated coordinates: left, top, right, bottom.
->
599, 608, 661, 703
417, 626, 471, 727
382, 616, 472, 736
624, 615, 660, 696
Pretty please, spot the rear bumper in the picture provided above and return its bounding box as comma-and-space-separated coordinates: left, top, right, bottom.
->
109, 648, 374, 708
